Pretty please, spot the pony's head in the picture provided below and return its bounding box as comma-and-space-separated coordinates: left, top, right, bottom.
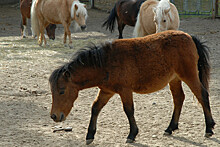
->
71, 1, 88, 31
153, 0, 171, 33
49, 65, 79, 122
49, 44, 105, 122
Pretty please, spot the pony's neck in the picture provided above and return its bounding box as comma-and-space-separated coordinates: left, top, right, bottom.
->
71, 67, 106, 90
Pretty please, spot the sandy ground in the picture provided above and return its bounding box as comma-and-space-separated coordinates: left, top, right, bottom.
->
0, 4, 220, 147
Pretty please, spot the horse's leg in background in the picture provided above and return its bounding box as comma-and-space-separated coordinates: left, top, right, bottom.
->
165, 78, 185, 135
86, 89, 115, 145
38, 21, 46, 46
21, 16, 27, 38
62, 22, 72, 48
119, 88, 138, 143
117, 19, 125, 39
63, 31, 67, 46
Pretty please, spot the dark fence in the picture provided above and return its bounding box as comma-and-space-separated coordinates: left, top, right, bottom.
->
83, 0, 220, 18
0, 0, 19, 5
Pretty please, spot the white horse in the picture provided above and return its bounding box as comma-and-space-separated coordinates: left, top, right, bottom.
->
133, 0, 179, 37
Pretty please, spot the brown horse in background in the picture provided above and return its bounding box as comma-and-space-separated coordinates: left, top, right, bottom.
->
20, 0, 56, 39
102, 0, 146, 39
31, 0, 88, 48
49, 30, 215, 144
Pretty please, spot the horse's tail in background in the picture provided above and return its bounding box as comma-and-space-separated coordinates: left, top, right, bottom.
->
31, 0, 40, 36
133, 13, 144, 37
191, 36, 210, 91
102, 4, 117, 32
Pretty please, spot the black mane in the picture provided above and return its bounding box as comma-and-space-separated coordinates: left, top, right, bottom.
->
70, 43, 106, 69
49, 43, 108, 91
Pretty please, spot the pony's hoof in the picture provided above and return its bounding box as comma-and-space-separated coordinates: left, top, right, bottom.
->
163, 131, 172, 136
86, 139, 94, 145
69, 45, 73, 49
205, 132, 213, 138
126, 138, 134, 143
45, 44, 50, 48
38, 41, 43, 46
22, 35, 26, 38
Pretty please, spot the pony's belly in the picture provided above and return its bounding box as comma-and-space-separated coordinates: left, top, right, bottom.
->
133, 73, 176, 94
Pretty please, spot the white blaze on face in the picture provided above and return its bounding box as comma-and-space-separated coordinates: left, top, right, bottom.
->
153, 0, 171, 33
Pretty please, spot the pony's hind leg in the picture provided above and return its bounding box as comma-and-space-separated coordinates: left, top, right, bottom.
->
181, 75, 215, 137
165, 78, 185, 135
119, 88, 138, 143
86, 89, 115, 145
21, 16, 27, 38
117, 19, 125, 39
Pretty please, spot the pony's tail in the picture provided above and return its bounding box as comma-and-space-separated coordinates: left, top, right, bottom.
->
192, 36, 210, 91
102, 4, 117, 32
133, 13, 143, 37
31, 0, 40, 36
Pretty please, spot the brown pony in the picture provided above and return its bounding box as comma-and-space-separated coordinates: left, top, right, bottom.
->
49, 30, 215, 144
31, 0, 88, 48
102, 0, 146, 39
20, 0, 56, 39
133, 0, 179, 37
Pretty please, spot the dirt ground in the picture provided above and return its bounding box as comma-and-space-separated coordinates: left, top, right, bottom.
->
0, 4, 220, 147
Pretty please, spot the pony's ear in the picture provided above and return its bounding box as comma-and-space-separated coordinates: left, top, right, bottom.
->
75, 4, 78, 10
152, 7, 157, 14
63, 70, 71, 78
164, 7, 170, 14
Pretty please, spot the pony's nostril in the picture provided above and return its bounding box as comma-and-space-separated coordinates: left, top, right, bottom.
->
51, 114, 57, 121
60, 112, 64, 121
81, 25, 86, 30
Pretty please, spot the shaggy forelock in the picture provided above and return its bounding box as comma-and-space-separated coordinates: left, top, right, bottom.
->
71, 1, 88, 19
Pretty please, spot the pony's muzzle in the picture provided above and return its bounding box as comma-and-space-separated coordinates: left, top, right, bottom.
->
51, 114, 57, 121
81, 25, 86, 31
50, 113, 65, 122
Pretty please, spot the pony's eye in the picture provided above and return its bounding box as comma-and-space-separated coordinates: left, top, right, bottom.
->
59, 91, 65, 95
163, 20, 166, 22
76, 15, 79, 17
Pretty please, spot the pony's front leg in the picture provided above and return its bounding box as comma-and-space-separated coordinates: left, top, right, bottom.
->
67, 29, 72, 48
119, 89, 138, 143
63, 31, 67, 45
86, 89, 114, 145
165, 78, 185, 135
38, 24, 46, 46
63, 22, 72, 48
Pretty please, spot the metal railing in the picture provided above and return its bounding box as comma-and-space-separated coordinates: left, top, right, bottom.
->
84, 0, 218, 17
